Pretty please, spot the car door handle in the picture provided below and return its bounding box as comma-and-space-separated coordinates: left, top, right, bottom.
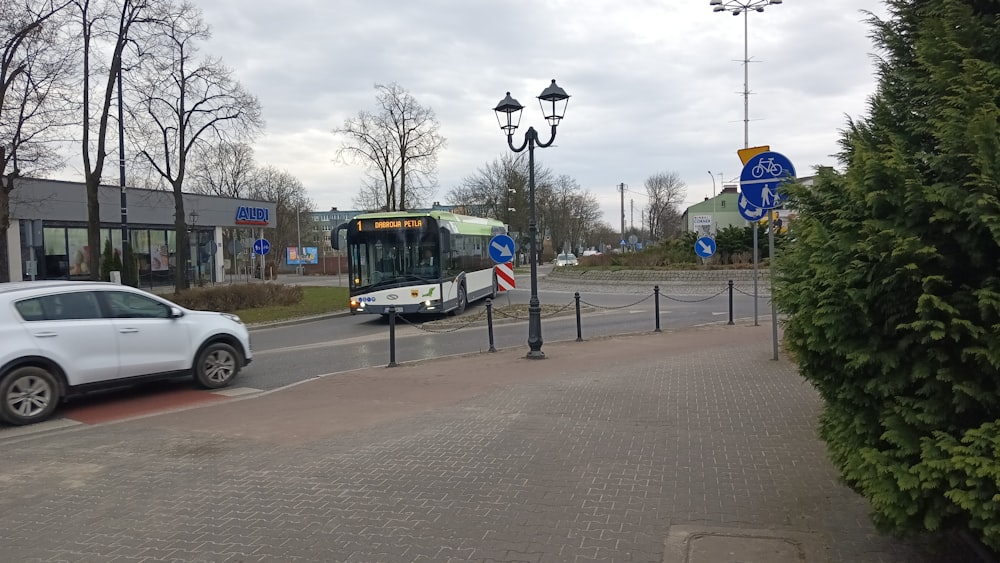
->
118, 328, 140, 334
32, 332, 58, 338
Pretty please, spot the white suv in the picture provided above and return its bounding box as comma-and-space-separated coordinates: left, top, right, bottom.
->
0, 281, 253, 425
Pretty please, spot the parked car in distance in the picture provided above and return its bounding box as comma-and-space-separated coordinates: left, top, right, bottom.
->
554, 253, 579, 267
0, 281, 253, 426
581, 250, 601, 257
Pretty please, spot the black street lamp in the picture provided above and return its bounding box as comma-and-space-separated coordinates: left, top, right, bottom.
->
494, 79, 570, 359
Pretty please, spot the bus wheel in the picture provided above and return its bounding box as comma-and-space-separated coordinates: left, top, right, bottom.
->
453, 284, 467, 316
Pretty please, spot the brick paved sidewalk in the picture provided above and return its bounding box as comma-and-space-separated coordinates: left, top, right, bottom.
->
0, 323, 983, 562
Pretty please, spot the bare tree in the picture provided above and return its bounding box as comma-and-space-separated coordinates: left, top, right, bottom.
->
643, 171, 686, 241
335, 83, 445, 211
188, 141, 255, 198
76, 0, 155, 280
247, 165, 313, 276
351, 176, 390, 212
0, 0, 74, 281
538, 174, 600, 256
448, 152, 529, 227
127, 0, 262, 290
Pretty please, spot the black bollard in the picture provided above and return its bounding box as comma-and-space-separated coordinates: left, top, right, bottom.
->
728, 280, 735, 325
486, 299, 496, 352
654, 285, 662, 332
575, 292, 583, 342
387, 306, 398, 367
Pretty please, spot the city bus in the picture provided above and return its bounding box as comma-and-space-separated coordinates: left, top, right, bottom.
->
331, 210, 506, 316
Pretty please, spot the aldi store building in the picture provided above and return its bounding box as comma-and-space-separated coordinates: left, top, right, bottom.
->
4, 178, 276, 287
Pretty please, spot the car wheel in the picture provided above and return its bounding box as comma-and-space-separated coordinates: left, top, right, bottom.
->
452, 284, 467, 316
0, 366, 61, 426
193, 342, 241, 389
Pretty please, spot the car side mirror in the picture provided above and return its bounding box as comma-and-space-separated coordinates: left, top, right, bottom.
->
169, 307, 184, 318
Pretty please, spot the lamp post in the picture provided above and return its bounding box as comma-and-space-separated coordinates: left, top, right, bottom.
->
709, 0, 783, 150
494, 79, 570, 360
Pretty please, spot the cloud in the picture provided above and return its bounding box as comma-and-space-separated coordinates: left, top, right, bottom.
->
53, 0, 888, 228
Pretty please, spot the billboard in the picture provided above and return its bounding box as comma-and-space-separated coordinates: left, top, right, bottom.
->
286, 246, 318, 265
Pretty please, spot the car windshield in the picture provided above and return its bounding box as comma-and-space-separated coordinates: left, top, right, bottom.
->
558, 254, 575, 260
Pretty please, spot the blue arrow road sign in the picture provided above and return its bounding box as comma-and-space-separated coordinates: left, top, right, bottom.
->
695, 236, 717, 258
738, 193, 765, 222
488, 234, 515, 264
252, 238, 270, 255
739, 151, 796, 209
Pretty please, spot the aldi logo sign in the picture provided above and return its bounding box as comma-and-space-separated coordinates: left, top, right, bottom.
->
236, 206, 269, 225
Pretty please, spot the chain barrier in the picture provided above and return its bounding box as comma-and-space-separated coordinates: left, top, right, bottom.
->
389, 282, 742, 336
393, 310, 482, 334
656, 289, 727, 303
733, 285, 772, 299
491, 298, 578, 320
578, 293, 653, 310
382, 282, 761, 366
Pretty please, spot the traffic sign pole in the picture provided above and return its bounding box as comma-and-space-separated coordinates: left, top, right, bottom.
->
768, 208, 778, 360
740, 151, 797, 338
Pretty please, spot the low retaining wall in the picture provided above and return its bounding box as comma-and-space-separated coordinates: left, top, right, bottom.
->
546, 268, 769, 284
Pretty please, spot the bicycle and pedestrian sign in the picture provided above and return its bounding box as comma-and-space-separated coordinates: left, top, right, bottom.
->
739, 151, 796, 210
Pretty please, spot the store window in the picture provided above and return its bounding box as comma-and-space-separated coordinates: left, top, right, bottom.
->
132, 229, 150, 286
66, 228, 91, 278
149, 230, 170, 285
41, 228, 65, 279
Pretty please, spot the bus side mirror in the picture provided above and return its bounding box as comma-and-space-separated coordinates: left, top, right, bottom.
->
331, 222, 347, 250
439, 228, 451, 254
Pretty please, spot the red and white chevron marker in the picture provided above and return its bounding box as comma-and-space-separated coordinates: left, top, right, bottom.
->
496, 262, 515, 291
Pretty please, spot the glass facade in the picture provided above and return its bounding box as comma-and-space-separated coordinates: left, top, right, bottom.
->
19, 223, 215, 289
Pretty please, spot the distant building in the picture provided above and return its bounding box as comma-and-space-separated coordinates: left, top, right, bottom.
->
681, 175, 819, 236
681, 184, 742, 235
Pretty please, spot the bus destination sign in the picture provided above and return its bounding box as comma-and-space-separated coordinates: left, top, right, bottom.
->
358, 218, 425, 231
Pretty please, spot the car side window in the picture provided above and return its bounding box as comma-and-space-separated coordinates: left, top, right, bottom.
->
15, 292, 103, 321
14, 298, 45, 321
104, 291, 171, 319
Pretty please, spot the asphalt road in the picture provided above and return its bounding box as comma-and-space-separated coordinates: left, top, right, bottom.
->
0, 270, 770, 432
240, 285, 763, 391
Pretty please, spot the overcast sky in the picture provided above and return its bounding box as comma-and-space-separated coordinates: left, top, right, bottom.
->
78, 1, 892, 226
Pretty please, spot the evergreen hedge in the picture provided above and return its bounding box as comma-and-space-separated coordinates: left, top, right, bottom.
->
773, 1, 1000, 550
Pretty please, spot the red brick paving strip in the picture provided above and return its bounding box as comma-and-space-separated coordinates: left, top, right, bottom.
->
63, 388, 230, 425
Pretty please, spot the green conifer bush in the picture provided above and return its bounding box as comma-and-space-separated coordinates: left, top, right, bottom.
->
774, 1, 1000, 550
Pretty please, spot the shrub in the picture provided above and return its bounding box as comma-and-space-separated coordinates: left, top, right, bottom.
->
169, 284, 304, 313
774, 2, 1000, 550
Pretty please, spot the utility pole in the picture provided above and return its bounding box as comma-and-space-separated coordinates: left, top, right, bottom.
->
619, 183, 625, 252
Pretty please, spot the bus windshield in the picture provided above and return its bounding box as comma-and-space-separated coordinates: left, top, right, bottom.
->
348, 228, 439, 290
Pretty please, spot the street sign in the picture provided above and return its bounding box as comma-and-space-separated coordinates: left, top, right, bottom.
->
739, 151, 796, 209
738, 193, 765, 222
488, 234, 515, 264
252, 238, 270, 255
737, 145, 770, 165
496, 262, 515, 291
695, 236, 717, 258
693, 215, 712, 227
